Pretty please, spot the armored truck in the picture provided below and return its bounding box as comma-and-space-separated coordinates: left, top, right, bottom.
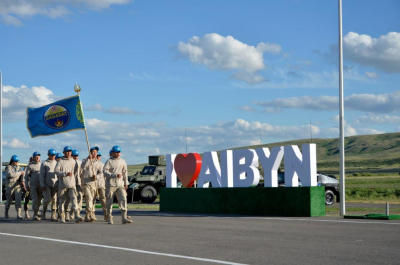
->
127, 155, 166, 203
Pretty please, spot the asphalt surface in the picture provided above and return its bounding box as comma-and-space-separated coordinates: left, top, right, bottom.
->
0, 204, 399, 265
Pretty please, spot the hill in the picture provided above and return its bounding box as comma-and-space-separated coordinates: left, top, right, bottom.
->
227, 132, 400, 174
128, 132, 400, 175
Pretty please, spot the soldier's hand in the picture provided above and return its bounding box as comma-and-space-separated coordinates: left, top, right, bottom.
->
117, 174, 122, 178
125, 185, 128, 190
67, 172, 73, 177
20, 171, 25, 176
41, 187, 46, 192
26, 187, 30, 192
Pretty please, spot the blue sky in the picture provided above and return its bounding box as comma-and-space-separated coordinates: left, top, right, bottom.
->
1, 0, 400, 164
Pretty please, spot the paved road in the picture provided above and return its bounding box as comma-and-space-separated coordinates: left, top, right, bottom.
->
0, 204, 399, 265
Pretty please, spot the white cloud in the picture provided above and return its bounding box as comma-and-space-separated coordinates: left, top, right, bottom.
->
85, 103, 104, 111
177, 33, 282, 84
344, 32, 400, 73
254, 95, 337, 111
3, 116, 388, 164
365, 71, 379, 79
0, 0, 130, 26
230, 71, 267, 84
2, 85, 59, 120
105, 106, 137, 114
356, 113, 400, 124
4, 139, 30, 149
253, 90, 400, 113
236, 106, 257, 112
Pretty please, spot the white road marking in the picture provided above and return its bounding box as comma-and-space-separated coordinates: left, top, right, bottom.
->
145, 212, 400, 225
245, 217, 400, 225
0, 232, 247, 265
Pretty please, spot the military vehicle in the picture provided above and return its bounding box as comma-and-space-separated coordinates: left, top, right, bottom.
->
276, 171, 340, 205
127, 155, 166, 203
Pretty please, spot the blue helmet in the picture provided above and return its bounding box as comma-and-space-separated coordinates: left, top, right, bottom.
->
97, 151, 102, 156
72, 150, 79, 156
111, 145, 121, 153
11, 155, 20, 162
63, 146, 72, 152
56, 153, 63, 159
90, 146, 99, 151
32, 151, 41, 157
48, 149, 56, 156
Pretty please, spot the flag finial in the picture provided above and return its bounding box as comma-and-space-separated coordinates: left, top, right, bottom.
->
74, 83, 81, 95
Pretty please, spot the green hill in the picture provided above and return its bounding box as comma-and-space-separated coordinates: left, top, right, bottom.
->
227, 132, 400, 173
129, 132, 400, 175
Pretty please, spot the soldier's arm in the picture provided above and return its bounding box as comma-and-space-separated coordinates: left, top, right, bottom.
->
39, 162, 46, 187
103, 160, 117, 179
96, 162, 104, 177
6, 166, 20, 180
55, 161, 67, 178
24, 166, 31, 189
81, 158, 91, 171
123, 161, 128, 186
74, 161, 81, 185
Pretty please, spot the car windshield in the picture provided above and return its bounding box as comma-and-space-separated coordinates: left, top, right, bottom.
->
141, 166, 156, 175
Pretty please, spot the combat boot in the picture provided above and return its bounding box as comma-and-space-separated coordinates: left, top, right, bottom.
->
103, 210, 108, 221
65, 211, 70, 222
74, 210, 84, 223
42, 207, 47, 220
33, 211, 40, 220
25, 210, 30, 219
121, 210, 132, 224
84, 212, 91, 222
70, 210, 75, 220
90, 212, 97, 222
108, 215, 113, 225
17, 209, 23, 219
59, 212, 65, 223
5, 208, 9, 219
51, 210, 57, 221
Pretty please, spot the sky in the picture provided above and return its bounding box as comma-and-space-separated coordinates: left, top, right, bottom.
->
0, 0, 399, 165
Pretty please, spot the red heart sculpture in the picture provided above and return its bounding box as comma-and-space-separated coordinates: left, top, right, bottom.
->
174, 153, 202, 188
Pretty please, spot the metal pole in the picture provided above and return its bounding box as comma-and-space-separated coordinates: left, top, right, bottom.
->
386, 202, 389, 216
339, 0, 346, 216
74, 84, 96, 180
0, 71, 3, 203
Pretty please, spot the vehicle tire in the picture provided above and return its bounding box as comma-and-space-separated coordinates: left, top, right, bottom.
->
325, 190, 335, 205
140, 186, 157, 203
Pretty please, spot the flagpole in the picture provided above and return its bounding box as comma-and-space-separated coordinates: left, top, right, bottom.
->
0, 71, 3, 203
74, 84, 97, 181
338, 0, 346, 216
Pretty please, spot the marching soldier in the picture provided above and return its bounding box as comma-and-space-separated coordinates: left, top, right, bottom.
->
56, 153, 63, 161
94, 151, 107, 220
4, 155, 25, 219
22, 156, 33, 219
40, 149, 58, 221
81, 147, 102, 222
25, 152, 42, 220
64, 149, 82, 221
55, 146, 84, 223
103, 146, 132, 225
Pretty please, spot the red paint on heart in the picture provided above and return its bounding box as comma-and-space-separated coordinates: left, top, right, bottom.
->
174, 153, 202, 188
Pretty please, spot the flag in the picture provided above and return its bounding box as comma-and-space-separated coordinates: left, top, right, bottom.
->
26, 95, 85, 138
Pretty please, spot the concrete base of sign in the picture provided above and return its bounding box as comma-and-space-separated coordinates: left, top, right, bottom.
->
160, 187, 325, 217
